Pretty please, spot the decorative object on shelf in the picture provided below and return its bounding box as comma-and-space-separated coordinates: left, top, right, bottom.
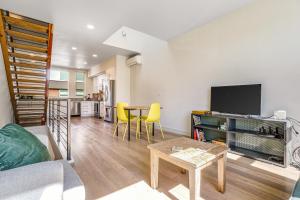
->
274, 110, 287, 120
220, 122, 227, 131
192, 115, 201, 126
197, 129, 205, 141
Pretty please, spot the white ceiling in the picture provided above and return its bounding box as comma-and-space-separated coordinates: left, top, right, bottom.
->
0, 0, 253, 69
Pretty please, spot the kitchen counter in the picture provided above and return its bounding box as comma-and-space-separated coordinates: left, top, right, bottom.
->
70, 98, 104, 117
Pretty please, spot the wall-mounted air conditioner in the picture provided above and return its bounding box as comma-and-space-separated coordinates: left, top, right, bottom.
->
126, 55, 142, 67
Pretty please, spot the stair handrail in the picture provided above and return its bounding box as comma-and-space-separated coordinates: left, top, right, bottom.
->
47, 98, 71, 160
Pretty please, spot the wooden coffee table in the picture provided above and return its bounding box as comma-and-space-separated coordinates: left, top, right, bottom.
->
147, 137, 228, 200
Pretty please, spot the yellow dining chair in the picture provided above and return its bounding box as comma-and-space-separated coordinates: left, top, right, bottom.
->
137, 103, 164, 143
113, 102, 138, 141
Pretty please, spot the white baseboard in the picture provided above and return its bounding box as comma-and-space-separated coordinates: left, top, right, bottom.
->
130, 121, 190, 137
160, 126, 189, 136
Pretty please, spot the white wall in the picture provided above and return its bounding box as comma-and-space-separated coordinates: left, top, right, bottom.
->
88, 57, 116, 79
104, 0, 300, 135
115, 55, 131, 104
0, 48, 13, 127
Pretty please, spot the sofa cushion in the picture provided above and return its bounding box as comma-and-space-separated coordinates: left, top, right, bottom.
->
0, 124, 51, 171
58, 160, 86, 200
0, 161, 64, 200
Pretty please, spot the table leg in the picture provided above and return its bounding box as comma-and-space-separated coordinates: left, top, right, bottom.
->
189, 168, 201, 200
139, 110, 142, 133
152, 123, 155, 136
218, 153, 226, 193
128, 110, 131, 141
150, 150, 159, 189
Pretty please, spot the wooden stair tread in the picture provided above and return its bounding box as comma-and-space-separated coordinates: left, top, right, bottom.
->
3, 16, 48, 33
6, 29, 48, 43
17, 112, 44, 115
10, 62, 46, 69
19, 121, 42, 125
17, 105, 45, 108
13, 78, 46, 83
8, 42, 47, 53
17, 108, 45, 111
14, 85, 45, 90
16, 93, 45, 96
17, 103, 45, 106
17, 113, 43, 116
9, 52, 48, 62
17, 108, 44, 110
17, 99, 45, 102
18, 115, 43, 119
17, 108, 44, 111
12, 70, 46, 77
17, 102, 45, 105
16, 100, 45, 103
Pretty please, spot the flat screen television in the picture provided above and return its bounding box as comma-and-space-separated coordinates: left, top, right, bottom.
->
210, 84, 261, 115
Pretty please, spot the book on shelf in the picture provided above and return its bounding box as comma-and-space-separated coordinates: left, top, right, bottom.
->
194, 128, 206, 142
193, 129, 198, 140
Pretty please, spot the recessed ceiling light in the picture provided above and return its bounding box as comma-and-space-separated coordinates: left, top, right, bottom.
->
87, 24, 95, 30
83, 61, 87, 65
72, 47, 77, 50
92, 54, 98, 58
77, 67, 82, 69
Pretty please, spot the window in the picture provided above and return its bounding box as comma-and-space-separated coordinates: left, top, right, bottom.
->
50, 70, 69, 81
76, 72, 85, 96
60, 71, 69, 81
59, 89, 69, 97
76, 72, 85, 82
76, 89, 84, 97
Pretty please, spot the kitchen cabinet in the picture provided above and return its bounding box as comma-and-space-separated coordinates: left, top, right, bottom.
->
81, 101, 95, 117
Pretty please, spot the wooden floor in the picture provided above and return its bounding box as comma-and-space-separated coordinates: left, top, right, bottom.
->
71, 117, 298, 200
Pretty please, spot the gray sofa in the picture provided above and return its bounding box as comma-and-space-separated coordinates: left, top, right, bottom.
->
291, 180, 300, 200
0, 126, 85, 200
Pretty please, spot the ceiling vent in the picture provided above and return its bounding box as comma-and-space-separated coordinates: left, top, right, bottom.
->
126, 55, 142, 67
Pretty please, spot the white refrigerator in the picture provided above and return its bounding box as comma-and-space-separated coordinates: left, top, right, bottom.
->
102, 79, 115, 122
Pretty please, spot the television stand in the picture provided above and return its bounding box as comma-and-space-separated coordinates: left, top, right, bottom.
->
191, 112, 291, 167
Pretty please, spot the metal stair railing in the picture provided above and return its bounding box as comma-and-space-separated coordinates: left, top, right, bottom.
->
48, 98, 71, 160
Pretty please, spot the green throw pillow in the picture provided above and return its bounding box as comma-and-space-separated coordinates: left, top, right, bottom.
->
0, 124, 51, 171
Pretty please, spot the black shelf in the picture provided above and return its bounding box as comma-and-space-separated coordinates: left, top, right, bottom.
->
191, 112, 289, 167
228, 129, 283, 141
194, 124, 227, 133
230, 146, 284, 166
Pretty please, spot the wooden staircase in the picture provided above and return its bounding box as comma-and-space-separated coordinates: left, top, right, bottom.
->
0, 9, 53, 126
